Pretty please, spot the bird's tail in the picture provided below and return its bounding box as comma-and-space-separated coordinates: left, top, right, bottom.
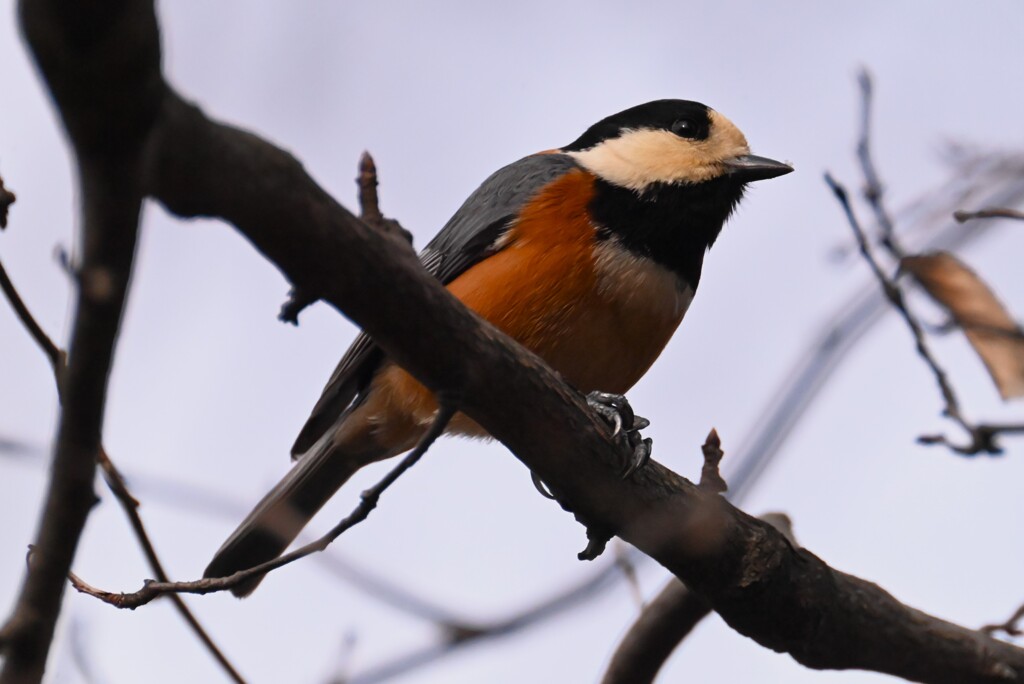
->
204, 437, 382, 597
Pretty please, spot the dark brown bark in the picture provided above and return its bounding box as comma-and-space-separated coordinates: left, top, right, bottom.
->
601, 513, 796, 684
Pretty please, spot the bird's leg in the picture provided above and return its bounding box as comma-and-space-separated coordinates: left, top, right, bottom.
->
529, 392, 652, 499
586, 391, 653, 479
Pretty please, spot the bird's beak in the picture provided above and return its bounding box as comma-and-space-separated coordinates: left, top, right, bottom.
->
723, 154, 793, 182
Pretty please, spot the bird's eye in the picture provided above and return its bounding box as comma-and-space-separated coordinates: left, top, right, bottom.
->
671, 118, 699, 138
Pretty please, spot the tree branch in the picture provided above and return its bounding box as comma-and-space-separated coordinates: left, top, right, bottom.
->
0, 258, 64, 375
1, 247, 246, 683
601, 512, 797, 684
0, 0, 153, 678
824, 173, 1006, 455
0, 261, 245, 682
0, 3, 242, 681
96, 452, 247, 683
955, 208, 1024, 223
983, 602, 1024, 639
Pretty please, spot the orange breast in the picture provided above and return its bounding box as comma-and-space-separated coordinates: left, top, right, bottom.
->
363, 168, 690, 440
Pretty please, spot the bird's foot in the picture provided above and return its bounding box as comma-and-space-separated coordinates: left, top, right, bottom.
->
586, 391, 653, 479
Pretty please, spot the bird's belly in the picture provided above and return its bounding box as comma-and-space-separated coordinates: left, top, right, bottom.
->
453, 238, 692, 393
540, 241, 693, 393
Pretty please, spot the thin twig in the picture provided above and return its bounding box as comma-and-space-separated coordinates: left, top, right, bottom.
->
358, 152, 413, 245
0, 258, 64, 374
856, 69, 905, 258
71, 403, 456, 607
358, 151, 384, 225
698, 428, 727, 494
824, 173, 1001, 455
848, 73, 1024, 455
0, 239, 245, 681
279, 152, 411, 324
97, 451, 247, 683
955, 208, 1024, 223
982, 601, 1024, 638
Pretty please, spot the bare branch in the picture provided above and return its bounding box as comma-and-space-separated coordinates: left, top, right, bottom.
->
955, 208, 1024, 223
856, 69, 904, 257
0, 258, 64, 375
698, 428, 727, 494
824, 173, 1004, 455
847, 72, 1024, 456
358, 151, 384, 225
983, 602, 1024, 639
357, 151, 413, 244
280, 150, 413, 325
601, 513, 796, 684
73, 404, 455, 606
0, 184, 243, 682
96, 451, 247, 683
0, 1, 153, 676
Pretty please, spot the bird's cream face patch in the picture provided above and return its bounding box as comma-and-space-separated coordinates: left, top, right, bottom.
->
567, 110, 750, 191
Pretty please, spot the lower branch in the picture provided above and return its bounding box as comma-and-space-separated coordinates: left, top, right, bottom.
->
601, 513, 796, 684
97, 452, 247, 683
984, 602, 1024, 639
0, 163, 141, 683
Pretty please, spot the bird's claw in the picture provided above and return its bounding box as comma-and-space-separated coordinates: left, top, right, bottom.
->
531, 470, 557, 500
621, 435, 653, 480
585, 391, 653, 479
586, 391, 633, 437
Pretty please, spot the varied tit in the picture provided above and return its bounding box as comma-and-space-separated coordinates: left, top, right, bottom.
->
205, 99, 792, 595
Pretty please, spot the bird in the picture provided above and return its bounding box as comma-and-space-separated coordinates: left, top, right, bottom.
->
205, 99, 792, 595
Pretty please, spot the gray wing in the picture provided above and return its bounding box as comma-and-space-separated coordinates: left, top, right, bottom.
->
290, 152, 580, 456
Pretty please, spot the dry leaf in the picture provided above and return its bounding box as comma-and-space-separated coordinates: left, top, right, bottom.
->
902, 251, 1024, 400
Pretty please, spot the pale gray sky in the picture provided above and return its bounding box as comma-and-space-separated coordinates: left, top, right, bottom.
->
2, 2, 1024, 682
